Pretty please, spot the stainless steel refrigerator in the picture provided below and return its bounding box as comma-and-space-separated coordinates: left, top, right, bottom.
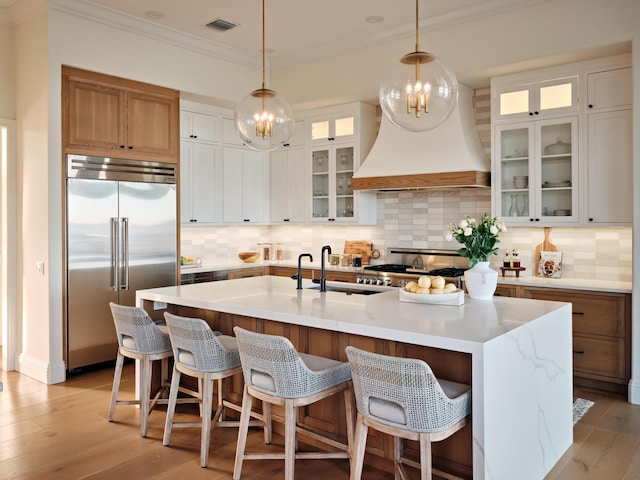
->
66, 154, 178, 371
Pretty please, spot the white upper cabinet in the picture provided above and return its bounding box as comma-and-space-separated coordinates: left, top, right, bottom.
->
222, 146, 269, 224
307, 108, 359, 145
494, 117, 579, 226
222, 117, 246, 146
586, 67, 632, 111
302, 102, 377, 224
491, 54, 632, 227
180, 110, 219, 143
493, 76, 578, 122
180, 142, 221, 225
585, 109, 632, 225
270, 147, 305, 223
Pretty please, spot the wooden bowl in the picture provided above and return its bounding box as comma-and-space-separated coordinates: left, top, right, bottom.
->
238, 251, 260, 263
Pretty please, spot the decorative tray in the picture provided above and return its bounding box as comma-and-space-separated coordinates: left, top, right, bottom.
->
399, 288, 464, 306
543, 180, 571, 188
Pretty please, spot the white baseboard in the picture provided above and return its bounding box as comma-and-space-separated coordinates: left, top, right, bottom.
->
628, 379, 640, 404
18, 353, 66, 384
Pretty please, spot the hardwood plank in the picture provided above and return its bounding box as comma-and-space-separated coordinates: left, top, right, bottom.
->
3, 358, 640, 480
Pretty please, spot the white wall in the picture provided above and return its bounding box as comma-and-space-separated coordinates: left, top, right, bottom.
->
14, 10, 58, 381
0, 23, 16, 119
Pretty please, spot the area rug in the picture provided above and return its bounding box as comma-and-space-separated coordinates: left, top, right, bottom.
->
573, 398, 594, 425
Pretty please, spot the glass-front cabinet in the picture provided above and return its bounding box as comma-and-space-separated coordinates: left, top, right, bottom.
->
493, 76, 578, 122
494, 117, 578, 225
311, 145, 357, 221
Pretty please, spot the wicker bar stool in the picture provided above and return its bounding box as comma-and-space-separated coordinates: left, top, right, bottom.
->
108, 302, 173, 438
232, 326, 355, 480
162, 313, 270, 468
345, 346, 471, 480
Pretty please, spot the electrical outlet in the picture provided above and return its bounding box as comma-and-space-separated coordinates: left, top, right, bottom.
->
36, 261, 45, 275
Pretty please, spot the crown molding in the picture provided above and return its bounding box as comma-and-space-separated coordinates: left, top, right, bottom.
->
47, 0, 261, 70
0, 0, 46, 26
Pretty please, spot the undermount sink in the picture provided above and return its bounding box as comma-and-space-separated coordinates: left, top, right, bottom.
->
304, 281, 393, 296
305, 284, 384, 295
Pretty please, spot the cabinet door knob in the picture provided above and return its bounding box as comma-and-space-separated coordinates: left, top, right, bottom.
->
120, 145, 125, 149
588, 104, 593, 109
193, 135, 198, 139
534, 111, 539, 115
589, 218, 594, 222
128, 146, 133, 149
529, 112, 534, 116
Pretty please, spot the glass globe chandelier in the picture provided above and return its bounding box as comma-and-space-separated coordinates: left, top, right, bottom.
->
234, 0, 295, 151
379, 0, 458, 132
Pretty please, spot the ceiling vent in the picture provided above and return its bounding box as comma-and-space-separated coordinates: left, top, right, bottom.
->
206, 19, 237, 32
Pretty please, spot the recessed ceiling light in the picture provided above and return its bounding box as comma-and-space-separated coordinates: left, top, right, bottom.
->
145, 10, 165, 20
366, 15, 384, 24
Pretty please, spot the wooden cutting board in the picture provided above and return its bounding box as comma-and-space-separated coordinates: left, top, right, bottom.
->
344, 240, 378, 265
535, 227, 557, 267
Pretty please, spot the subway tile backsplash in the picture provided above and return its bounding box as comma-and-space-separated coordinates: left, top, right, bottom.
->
181, 189, 632, 282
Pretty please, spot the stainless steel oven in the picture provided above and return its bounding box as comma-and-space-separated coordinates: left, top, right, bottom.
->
356, 248, 469, 288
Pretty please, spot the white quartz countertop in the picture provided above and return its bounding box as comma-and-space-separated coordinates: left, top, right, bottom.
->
496, 274, 632, 293
180, 260, 363, 275
181, 261, 631, 293
138, 275, 570, 354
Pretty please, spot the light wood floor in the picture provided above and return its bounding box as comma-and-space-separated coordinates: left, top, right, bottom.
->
1, 362, 640, 480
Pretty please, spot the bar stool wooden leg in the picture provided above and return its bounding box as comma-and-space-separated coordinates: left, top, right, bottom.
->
344, 387, 355, 455
108, 351, 125, 422
351, 414, 368, 480
163, 366, 181, 446
200, 373, 215, 468
419, 433, 432, 480
284, 400, 297, 480
263, 401, 272, 444
394, 436, 403, 480
140, 356, 152, 437
233, 385, 253, 480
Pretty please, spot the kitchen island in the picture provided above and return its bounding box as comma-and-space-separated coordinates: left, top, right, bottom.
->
137, 275, 573, 480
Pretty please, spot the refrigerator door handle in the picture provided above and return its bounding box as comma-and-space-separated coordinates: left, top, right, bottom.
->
111, 217, 119, 291
122, 217, 130, 290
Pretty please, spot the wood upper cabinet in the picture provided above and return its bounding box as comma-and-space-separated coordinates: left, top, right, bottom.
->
62, 66, 179, 163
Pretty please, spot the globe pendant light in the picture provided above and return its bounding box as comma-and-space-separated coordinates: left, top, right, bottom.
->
234, 0, 295, 151
379, 0, 458, 132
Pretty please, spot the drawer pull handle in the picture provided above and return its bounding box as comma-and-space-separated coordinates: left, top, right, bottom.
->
572, 312, 585, 316
573, 350, 585, 355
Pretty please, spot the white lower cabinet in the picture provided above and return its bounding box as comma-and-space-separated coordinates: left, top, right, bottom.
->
222, 146, 269, 223
180, 142, 220, 225
585, 109, 632, 224
270, 148, 305, 223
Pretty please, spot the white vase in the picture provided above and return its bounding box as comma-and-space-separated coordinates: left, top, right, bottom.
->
464, 261, 498, 300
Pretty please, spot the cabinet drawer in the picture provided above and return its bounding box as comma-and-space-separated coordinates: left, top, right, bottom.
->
573, 334, 625, 379
227, 267, 269, 279
494, 285, 519, 297
522, 288, 625, 337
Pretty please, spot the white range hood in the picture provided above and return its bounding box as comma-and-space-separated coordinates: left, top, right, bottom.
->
351, 84, 490, 191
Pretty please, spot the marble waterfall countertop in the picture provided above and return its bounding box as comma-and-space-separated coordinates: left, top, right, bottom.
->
138, 275, 566, 352
137, 275, 573, 480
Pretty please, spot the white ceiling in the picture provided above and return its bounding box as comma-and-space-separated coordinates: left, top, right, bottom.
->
1, 0, 552, 69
